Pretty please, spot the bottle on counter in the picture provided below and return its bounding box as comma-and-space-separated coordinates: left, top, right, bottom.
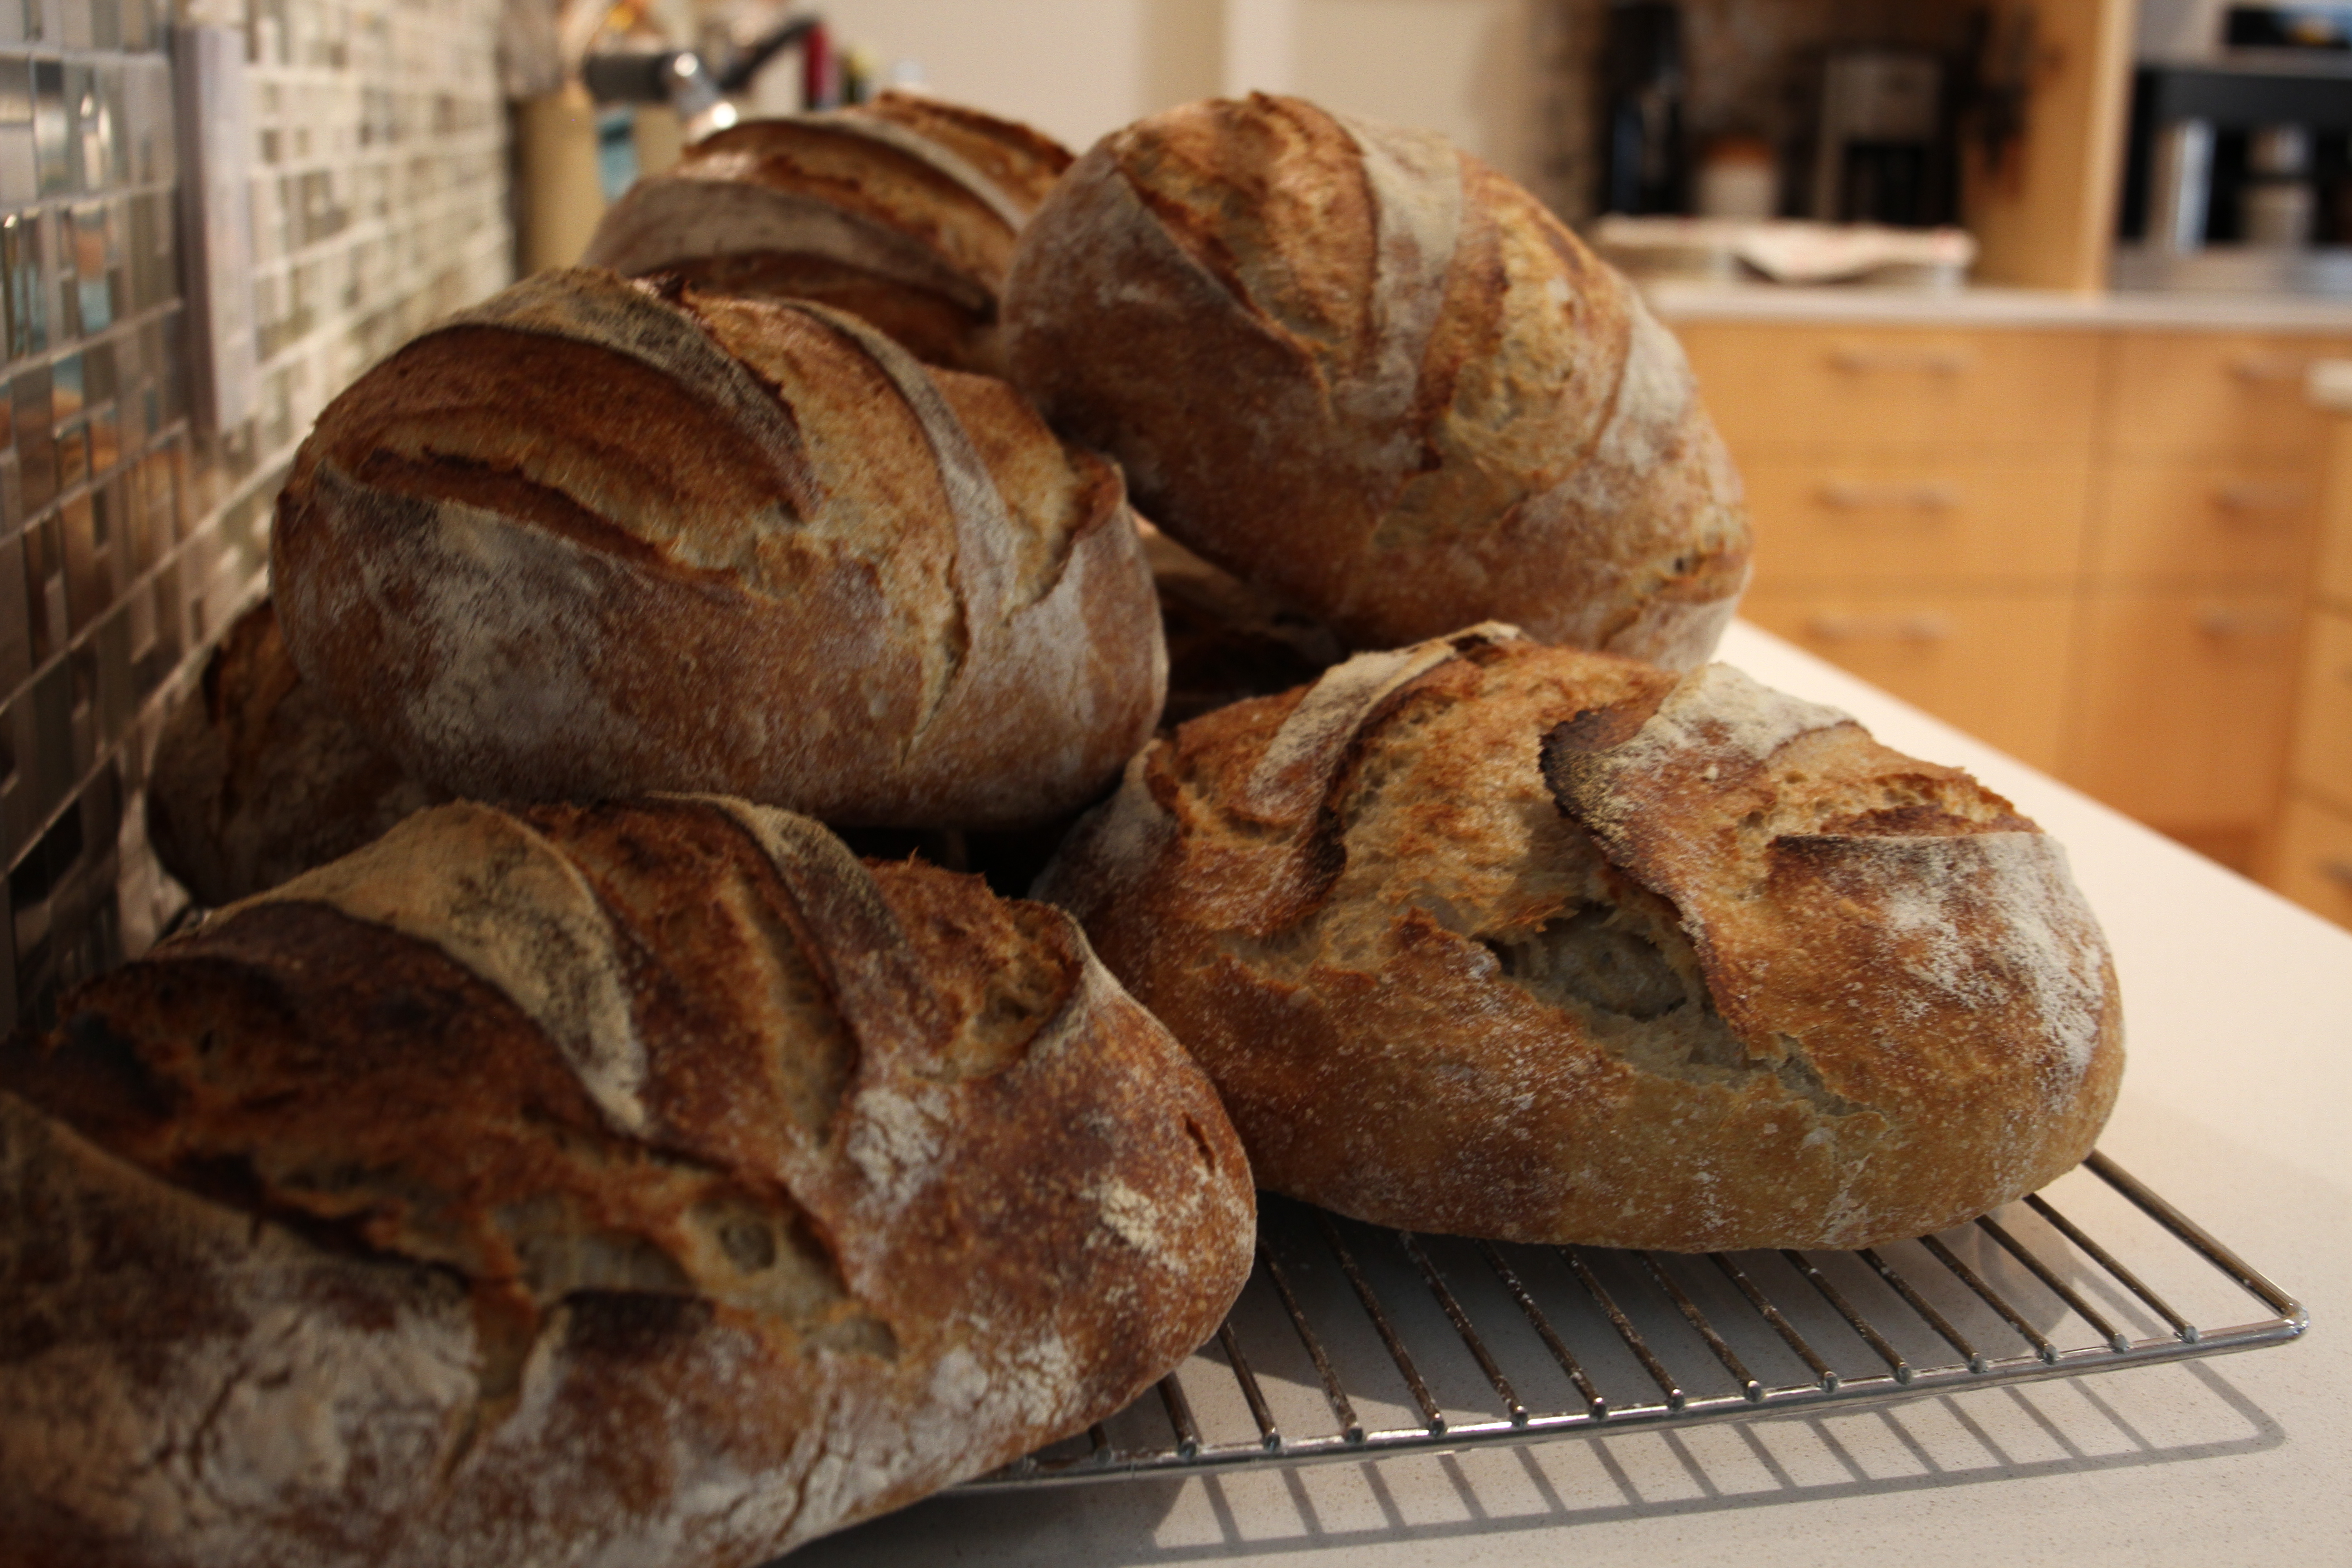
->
2242, 124, 2317, 248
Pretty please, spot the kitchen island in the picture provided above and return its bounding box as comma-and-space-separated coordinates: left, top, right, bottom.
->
789, 618, 2352, 1568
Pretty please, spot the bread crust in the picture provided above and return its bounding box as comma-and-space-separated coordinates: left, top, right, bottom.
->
145, 598, 446, 906
1038, 628, 2123, 1250
583, 93, 1073, 376
1002, 95, 1750, 664
1, 798, 1253, 1567
271, 270, 1165, 832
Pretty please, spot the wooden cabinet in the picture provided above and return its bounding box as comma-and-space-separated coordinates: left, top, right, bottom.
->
1678, 324, 2103, 453
2089, 464, 2320, 584
2063, 589, 2303, 834
2269, 795, 2352, 928
2286, 609, 2352, 812
1740, 590, 2076, 770
2104, 334, 2347, 462
2264, 415, 2352, 928
1677, 314, 2346, 876
1740, 461, 2090, 589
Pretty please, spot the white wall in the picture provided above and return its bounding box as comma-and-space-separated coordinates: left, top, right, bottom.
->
816, 0, 1220, 153
2136, 0, 2228, 59
814, 0, 1539, 181
1290, 0, 1541, 184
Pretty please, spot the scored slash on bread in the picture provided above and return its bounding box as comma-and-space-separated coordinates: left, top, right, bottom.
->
272, 267, 1166, 832
583, 92, 1075, 377
1038, 626, 2122, 1252
1, 797, 1253, 1568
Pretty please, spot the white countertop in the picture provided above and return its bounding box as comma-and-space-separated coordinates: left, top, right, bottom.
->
1645, 279, 2352, 333
788, 621, 2352, 1568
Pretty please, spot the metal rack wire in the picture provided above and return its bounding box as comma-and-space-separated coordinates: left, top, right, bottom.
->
968, 1151, 2306, 1487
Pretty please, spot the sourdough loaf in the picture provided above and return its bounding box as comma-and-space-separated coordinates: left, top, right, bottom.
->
583, 92, 1073, 375
1, 796, 1253, 1567
1037, 627, 2123, 1250
272, 267, 1164, 832
1001, 94, 1751, 663
147, 598, 445, 906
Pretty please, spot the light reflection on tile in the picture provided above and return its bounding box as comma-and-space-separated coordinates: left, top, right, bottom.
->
30, 59, 62, 194
3, 210, 44, 359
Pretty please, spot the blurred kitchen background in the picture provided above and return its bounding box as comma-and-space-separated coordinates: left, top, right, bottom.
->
7, 0, 2352, 1031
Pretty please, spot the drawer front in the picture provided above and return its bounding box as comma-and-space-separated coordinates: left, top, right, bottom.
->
1743, 460, 2090, 589
2322, 424, 2352, 612
2091, 461, 2322, 584
2267, 793, 2352, 932
1678, 324, 2102, 453
2104, 332, 2352, 462
1739, 591, 2074, 770
2063, 589, 2302, 828
2288, 608, 2352, 810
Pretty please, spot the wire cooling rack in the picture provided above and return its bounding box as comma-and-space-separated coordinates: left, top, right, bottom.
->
968, 1152, 2305, 1487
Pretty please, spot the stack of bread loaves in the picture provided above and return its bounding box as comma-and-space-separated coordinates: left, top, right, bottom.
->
9, 83, 2123, 1568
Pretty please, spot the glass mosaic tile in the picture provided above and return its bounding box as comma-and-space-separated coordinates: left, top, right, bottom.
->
4, 208, 44, 357
4, 0, 512, 1028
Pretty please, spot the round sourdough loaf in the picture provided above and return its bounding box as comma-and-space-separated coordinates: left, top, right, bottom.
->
147, 598, 446, 906
582, 92, 1073, 375
1001, 94, 1751, 664
1037, 626, 2124, 1250
0, 797, 1254, 1568
271, 268, 1165, 831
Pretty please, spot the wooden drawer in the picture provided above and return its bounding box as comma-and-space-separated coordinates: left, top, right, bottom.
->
1678, 323, 2102, 454
2266, 792, 2352, 932
2321, 421, 2352, 612
1739, 590, 2074, 770
2062, 588, 2302, 829
2090, 461, 2322, 584
2104, 332, 2352, 463
1742, 459, 2089, 589
2288, 608, 2352, 811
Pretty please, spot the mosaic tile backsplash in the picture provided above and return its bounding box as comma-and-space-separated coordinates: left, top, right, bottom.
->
2, 0, 510, 1029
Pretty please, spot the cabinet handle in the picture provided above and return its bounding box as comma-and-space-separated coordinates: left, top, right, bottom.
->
2210, 480, 2308, 516
1806, 612, 1952, 643
2195, 607, 2294, 637
1827, 346, 1971, 375
2229, 352, 2304, 383
2321, 859, 2352, 892
1818, 481, 1961, 511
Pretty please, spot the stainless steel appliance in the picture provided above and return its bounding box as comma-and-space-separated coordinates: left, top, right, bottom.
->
1810, 50, 1945, 225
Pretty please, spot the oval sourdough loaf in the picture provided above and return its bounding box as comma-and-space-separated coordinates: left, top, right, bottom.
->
272, 267, 1165, 832
1037, 626, 2123, 1250
147, 597, 446, 906
1001, 93, 1751, 664
0, 797, 1254, 1568
583, 91, 1073, 375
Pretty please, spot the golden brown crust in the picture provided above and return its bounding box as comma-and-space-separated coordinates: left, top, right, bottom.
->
1002, 94, 1751, 663
582, 95, 1073, 376
145, 599, 446, 906
1038, 632, 2122, 1250
1, 798, 1253, 1567
859, 90, 1075, 212
271, 270, 1165, 832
